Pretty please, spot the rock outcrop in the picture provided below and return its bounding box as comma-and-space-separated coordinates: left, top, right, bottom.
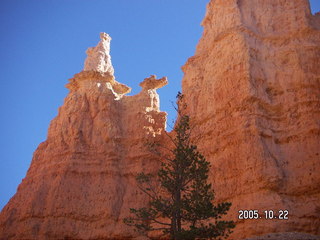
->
0, 33, 167, 239
84, 32, 115, 75
1, 0, 320, 239
181, 0, 320, 239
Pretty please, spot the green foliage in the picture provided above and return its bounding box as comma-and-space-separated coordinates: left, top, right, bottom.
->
124, 94, 235, 240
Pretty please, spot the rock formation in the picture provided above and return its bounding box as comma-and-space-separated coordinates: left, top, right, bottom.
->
181, 0, 320, 239
1, 0, 320, 239
0, 33, 167, 239
244, 232, 320, 240
84, 32, 115, 75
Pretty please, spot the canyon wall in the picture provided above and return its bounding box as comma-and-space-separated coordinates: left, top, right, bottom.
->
181, 0, 320, 239
0, 33, 167, 239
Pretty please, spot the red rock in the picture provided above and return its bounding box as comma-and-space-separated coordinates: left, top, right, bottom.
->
0, 33, 167, 239
1, 0, 320, 239
181, 0, 320, 239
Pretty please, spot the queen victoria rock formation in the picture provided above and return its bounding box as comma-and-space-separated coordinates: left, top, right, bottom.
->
1, 0, 320, 240
0, 33, 167, 239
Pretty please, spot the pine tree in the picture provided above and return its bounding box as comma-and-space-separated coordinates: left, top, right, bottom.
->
124, 95, 235, 240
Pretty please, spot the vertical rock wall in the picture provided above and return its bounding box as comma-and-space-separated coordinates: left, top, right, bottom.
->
182, 0, 320, 239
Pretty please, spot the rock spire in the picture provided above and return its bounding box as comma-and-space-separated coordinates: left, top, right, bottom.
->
84, 32, 114, 75
0, 33, 167, 239
1, 1, 320, 239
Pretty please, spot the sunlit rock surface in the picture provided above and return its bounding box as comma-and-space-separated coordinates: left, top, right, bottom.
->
84, 32, 114, 75
1, 0, 320, 239
181, 0, 320, 239
0, 33, 167, 240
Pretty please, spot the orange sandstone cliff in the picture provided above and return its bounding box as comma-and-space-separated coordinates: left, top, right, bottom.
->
1, 1, 320, 240
181, 0, 320, 239
0, 33, 167, 239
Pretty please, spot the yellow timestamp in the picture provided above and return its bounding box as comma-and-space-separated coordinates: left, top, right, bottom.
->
238, 210, 289, 220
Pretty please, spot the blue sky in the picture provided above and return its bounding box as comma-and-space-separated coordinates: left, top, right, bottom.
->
0, 1, 319, 211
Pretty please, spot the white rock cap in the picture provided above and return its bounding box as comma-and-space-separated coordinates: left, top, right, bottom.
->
84, 32, 115, 75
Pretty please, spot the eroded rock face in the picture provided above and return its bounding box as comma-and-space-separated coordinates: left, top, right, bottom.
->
181, 0, 320, 239
244, 232, 320, 240
1, 1, 319, 239
0, 33, 167, 240
84, 32, 114, 75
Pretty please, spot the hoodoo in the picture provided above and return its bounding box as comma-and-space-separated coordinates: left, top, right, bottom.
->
0, 33, 167, 239
1, 0, 320, 239
181, 0, 320, 239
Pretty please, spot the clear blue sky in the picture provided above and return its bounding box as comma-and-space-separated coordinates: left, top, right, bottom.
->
0, 1, 319, 211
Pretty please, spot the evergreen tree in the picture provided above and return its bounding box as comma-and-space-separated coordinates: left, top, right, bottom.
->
124, 94, 235, 240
